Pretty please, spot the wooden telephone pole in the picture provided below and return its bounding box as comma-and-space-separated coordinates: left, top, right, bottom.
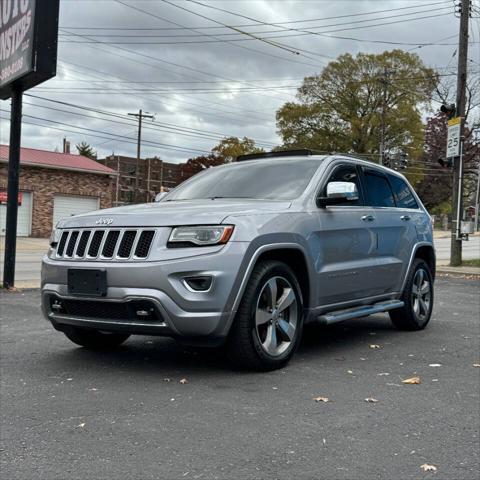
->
128, 109, 154, 201
450, 0, 470, 266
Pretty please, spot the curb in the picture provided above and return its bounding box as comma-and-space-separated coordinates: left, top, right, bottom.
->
436, 266, 480, 279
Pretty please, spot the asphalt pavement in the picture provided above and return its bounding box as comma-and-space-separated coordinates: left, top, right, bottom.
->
1, 277, 479, 480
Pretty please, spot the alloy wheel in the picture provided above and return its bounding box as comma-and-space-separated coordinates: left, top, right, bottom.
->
255, 276, 298, 357
411, 268, 431, 322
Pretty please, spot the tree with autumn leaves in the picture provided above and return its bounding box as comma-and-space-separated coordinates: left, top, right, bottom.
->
181, 136, 264, 179
276, 50, 437, 160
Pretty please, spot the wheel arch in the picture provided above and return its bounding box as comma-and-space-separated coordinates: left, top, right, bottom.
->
253, 248, 311, 309
399, 242, 436, 294
226, 242, 315, 324
415, 245, 436, 280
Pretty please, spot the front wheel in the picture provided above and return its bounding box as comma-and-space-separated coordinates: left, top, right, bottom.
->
63, 327, 130, 350
389, 258, 434, 331
227, 260, 304, 371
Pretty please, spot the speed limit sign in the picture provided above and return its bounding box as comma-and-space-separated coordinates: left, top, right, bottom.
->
446, 117, 461, 158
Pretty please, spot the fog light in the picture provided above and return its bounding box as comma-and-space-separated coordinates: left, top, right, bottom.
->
51, 300, 63, 312
183, 276, 213, 292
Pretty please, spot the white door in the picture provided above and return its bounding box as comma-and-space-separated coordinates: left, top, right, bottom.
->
53, 195, 99, 226
0, 191, 32, 236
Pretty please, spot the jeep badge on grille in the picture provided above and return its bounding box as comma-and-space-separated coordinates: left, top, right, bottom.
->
95, 218, 114, 226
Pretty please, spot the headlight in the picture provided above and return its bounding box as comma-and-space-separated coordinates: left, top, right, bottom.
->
49, 227, 61, 247
168, 225, 234, 247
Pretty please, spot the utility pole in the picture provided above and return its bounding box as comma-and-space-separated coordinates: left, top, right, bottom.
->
379, 67, 389, 166
128, 109, 154, 202
450, 0, 470, 266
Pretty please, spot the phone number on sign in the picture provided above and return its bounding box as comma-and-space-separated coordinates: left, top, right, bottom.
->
0, 57, 25, 83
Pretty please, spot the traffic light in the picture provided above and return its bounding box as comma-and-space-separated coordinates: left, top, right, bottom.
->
438, 157, 453, 168
440, 103, 456, 120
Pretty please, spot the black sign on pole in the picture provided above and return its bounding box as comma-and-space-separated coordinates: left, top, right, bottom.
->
1, 0, 60, 288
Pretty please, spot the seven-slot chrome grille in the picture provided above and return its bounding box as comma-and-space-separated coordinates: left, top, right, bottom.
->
55, 229, 156, 260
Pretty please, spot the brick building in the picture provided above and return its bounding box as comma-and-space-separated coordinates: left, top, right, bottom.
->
0, 145, 115, 238
98, 155, 181, 205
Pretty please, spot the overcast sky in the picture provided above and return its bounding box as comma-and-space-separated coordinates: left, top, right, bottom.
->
1, 0, 479, 162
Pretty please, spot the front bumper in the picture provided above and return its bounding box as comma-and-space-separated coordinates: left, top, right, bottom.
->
41, 241, 249, 342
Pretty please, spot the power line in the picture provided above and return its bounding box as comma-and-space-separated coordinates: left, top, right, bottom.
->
57, 60, 275, 124
58, 29, 296, 103
59, 6, 455, 47
21, 95, 278, 147
59, 61, 272, 121
0, 111, 210, 155
61, 1, 451, 31
113, 0, 326, 68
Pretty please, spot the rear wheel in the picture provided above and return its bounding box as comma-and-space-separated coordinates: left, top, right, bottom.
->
389, 258, 434, 331
63, 327, 130, 350
227, 260, 304, 371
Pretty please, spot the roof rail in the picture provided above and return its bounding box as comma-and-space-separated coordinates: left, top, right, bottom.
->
236, 149, 326, 162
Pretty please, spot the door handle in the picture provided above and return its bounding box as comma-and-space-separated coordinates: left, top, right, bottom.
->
361, 215, 375, 222
400, 215, 411, 221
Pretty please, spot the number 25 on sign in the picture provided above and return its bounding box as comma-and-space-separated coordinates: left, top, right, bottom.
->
446, 117, 461, 158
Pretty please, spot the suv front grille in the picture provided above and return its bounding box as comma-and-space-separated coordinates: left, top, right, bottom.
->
55, 229, 155, 261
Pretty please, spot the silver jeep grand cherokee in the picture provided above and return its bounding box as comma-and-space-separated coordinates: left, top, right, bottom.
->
42, 151, 435, 370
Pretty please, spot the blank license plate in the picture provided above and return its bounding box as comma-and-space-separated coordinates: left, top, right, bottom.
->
67, 269, 107, 297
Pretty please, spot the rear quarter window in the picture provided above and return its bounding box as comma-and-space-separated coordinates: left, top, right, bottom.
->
388, 175, 419, 209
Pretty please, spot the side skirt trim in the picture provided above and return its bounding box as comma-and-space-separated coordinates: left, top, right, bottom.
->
318, 299, 404, 325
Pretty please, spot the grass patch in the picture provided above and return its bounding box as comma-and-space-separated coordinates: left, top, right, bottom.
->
462, 259, 480, 268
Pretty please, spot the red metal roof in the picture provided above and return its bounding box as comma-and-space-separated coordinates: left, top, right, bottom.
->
0, 144, 115, 175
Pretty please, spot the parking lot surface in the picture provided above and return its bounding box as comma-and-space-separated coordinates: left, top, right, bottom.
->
1, 277, 479, 480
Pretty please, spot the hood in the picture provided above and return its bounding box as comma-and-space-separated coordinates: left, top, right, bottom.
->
56, 199, 292, 229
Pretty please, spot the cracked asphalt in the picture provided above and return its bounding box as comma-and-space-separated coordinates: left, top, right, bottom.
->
1, 277, 479, 480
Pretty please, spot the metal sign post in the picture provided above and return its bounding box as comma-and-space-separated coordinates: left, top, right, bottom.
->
455, 139, 464, 241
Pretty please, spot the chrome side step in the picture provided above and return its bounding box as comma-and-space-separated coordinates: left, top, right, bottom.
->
318, 300, 404, 325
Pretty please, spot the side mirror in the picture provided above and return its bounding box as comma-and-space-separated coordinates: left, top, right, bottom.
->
154, 192, 168, 202
317, 181, 359, 208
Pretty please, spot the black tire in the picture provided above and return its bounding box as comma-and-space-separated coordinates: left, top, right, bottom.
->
227, 260, 304, 371
389, 258, 434, 331
63, 327, 130, 350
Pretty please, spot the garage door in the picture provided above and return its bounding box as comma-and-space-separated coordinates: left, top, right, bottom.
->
0, 191, 32, 237
53, 195, 99, 226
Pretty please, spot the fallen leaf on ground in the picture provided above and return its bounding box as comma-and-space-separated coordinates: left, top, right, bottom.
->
402, 376, 421, 384
77, 423, 85, 428
364, 397, 378, 403
429, 363, 442, 367
179, 378, 188, 384
313, 396, 329, 403
369, 344, 381, 349
420, 463, 437, 472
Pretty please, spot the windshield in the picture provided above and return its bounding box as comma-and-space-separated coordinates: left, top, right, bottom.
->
166, 158, 323, 201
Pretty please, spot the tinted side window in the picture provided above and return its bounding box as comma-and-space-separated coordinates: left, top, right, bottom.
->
323, 164, 362, 205
364, 170, 395, 207
388, 175, 419, 209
